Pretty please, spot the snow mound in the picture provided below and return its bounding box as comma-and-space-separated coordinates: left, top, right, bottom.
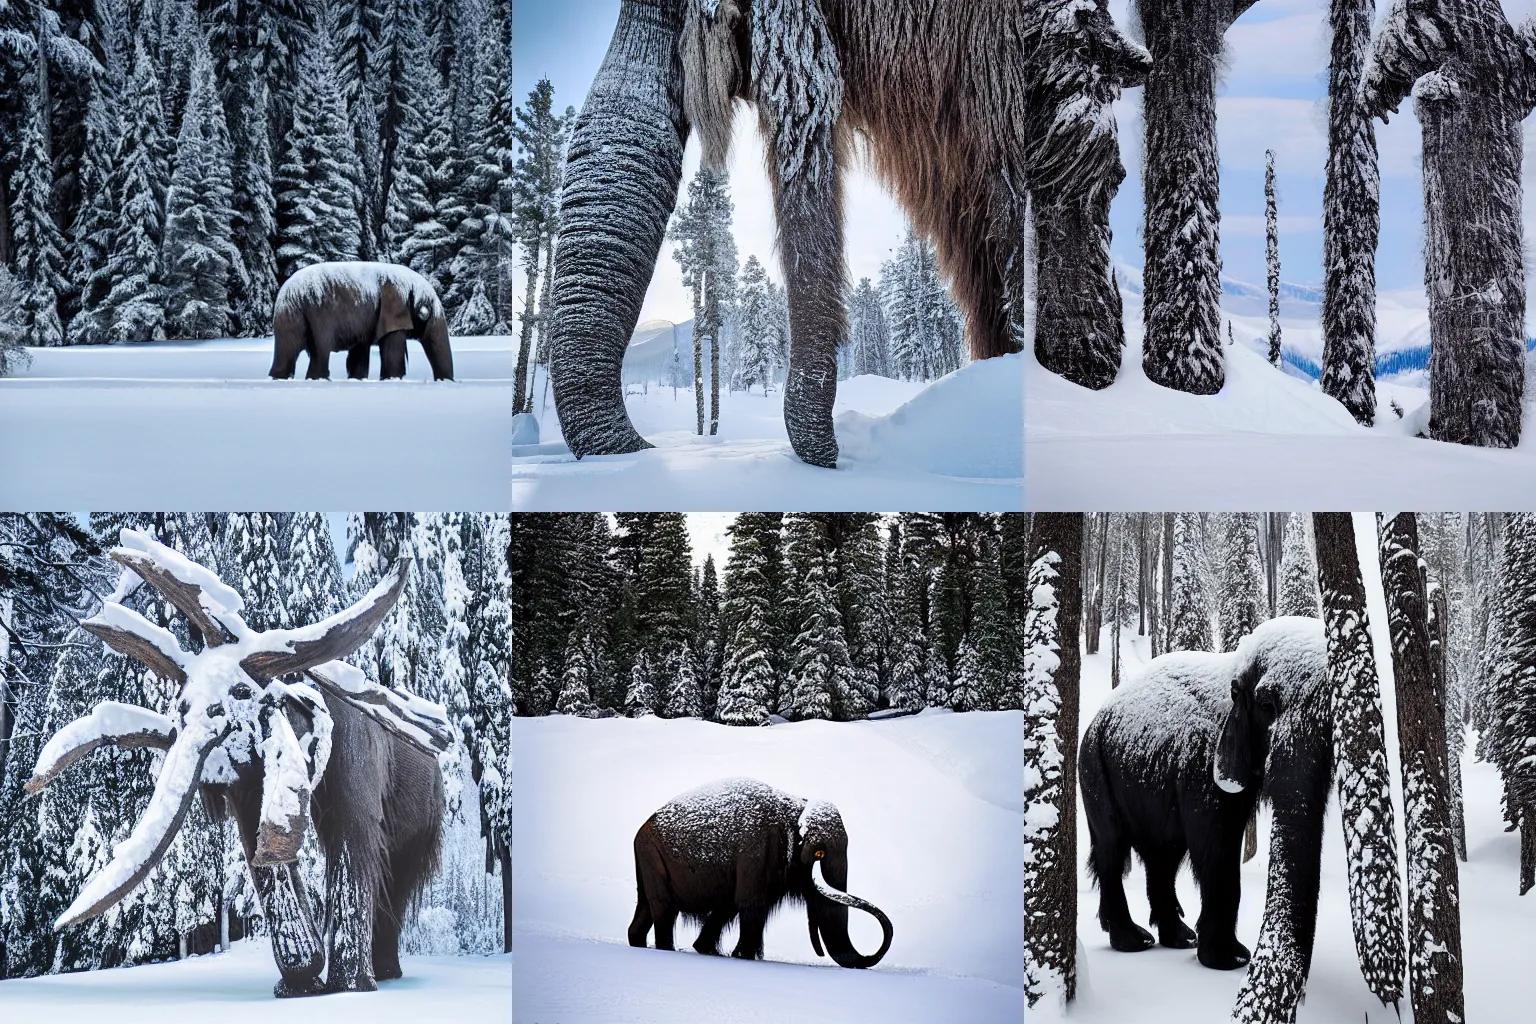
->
837, 353, 1023, 479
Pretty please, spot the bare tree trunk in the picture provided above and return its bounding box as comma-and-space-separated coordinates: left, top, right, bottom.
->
501, 846, 513, 953
513, 249, 540, 416
707, 272, 720, 435
693, 279, 704, 435
1161, 512, 1174, 655
1024, 512, 1083, 1006
1378, 513, 1464, 1024
0, 173, 11, 267
1137, 514, 1149, 636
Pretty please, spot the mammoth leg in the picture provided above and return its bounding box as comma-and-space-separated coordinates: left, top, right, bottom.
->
379, 331, 409, 379
228, 784, 326, 996
305, 319, 335, 380
692, 907, 734, 956
1185, 801, 1249, 970
323, 841, 378, 992
549, 0, 687, 458
627, 897, 654, 948
652, 905, 679, 951
345, 341, 371, 380
270, 307, 306, 379
1143, 843, 1195, 949
371, 912, 402, 982
730, 905, 767, 960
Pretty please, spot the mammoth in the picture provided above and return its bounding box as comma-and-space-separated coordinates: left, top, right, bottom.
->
551, 0, 1146, 468
1078, 617, 1330, 974
27, 530, 454, 996
269, 261, 454, 381
629, 778, 893, 967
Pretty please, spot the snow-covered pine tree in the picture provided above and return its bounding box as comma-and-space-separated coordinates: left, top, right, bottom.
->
466, 512, 512, 949
633, 514, 695, 662
847, 276, 891, 378
662, 641, 702, 719
669, 166, 738, 436
274, 3, 362, 281
1135, 0, 1245, 395
385, 8, 459, 293
555, 626, 597, 717
1272, 512, 1319, 618
717, 528, 777, 726
1218, 513, 1268, 652
1482, 513, 1536, 892
101, 37, 171, 344
1320, 0, 1381, 424
282, 512, 344, 627
9, 72, 65, 347
1309, 513, 1405, 1007
624, 652, 657, 717
67, 29, 125, 347
227, 56, 276, 335
447, 14, 516, 327
1265, 149, 1282, 366
1023, 513, 1083, 1006
0, 269, 31, 375
782, 557, 846, 721
733, 255, 779, 392
162, 38, 244, 340
1167, 513, 1213, 652
510, 79, 568, 414
221, 512, 287, 631
1378, 513, 1464, 1024
1363, 0, 1529, 446
696, 556, 723, 717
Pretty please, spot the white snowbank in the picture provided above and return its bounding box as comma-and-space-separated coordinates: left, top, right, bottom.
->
0, 337, 510, 508
0, 937, 510, 1021
513, 712, 1022, 1022
513, 357, 1021, 511
1032, 514, 1535, 1023
1027, 296, 1536, 507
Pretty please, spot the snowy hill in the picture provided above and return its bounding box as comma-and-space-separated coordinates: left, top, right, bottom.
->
1032, 515, 1536, 1024
512, 711, 1024, 1023
0, 938, 510, 1023
514, 353, 1023, 510
1026, 294, 1536, 507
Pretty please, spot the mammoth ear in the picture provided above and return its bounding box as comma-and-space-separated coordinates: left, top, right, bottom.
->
376, 281, 412, 341
1214, 700, 1254, 794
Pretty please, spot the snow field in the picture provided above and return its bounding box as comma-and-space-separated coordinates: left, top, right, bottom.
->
512, 711, 1024, 1023
512, 355, 1023, 511
1025, 298, 1536, 508
0, 336, 511, 508
0, 937, 511, 1022
1033, 514, 1536, 1023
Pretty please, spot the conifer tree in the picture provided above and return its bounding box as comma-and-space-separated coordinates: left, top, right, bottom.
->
67, 61, 123, 346
282, 512, 344, 627
228, 60, 276, 333
511, 79, 567, 414
662, 641, 702, 719
9, 75, 65, 347
1277, 512, 1321, 617
1265, 149, 1282, 366
783, 558, 845, 721
848, 276, 891, 378
732, 255, 779, 392
717, 530, 776, 726
1483, 513, 1536, 892
101, 37, 171, 343
1218, 513, 1267, 651
274, 6, 362, 281
447, 18, 516, 325
0, 268, 31, 375
624, 653, 657, 717
162, 41, 244, 340
1167, 513, 1213, 652
670, 167, 738, 436
555, 627, 597, 717
384, 9, 460, 291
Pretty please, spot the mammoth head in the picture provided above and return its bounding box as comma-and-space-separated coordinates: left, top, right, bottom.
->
796, 799, 893, 970
27, 529, 411, 931
1214, 617, 1329, 796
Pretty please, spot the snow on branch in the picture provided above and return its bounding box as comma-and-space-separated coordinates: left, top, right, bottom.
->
240, 556, 411, 680
25, 701, 176, 794
112, 529, 248, 645
80, 601, 191, 684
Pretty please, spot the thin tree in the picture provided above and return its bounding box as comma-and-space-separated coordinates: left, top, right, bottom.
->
1264, 149, 1282, 366
670, 167, 737, 436
1378, 513, 1464, 1024
1023, 513, 1083, 1007
511, 80, 568, 415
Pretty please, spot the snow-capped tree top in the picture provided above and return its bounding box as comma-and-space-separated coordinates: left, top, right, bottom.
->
274, 261, 444, 320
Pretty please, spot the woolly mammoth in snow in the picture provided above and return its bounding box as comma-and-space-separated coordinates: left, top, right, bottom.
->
629, 778, 893, 967
27, 530, 454, 997
1078, 617, 1329, 975
269, 262, 454, 381
551, 0, 1147, 467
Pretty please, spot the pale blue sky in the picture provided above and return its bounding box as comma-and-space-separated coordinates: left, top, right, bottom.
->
514, 0, 1536, 322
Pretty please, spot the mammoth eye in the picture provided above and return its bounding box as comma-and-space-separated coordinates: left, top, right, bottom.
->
815, 850, 824, 858
229, 682, 254, 700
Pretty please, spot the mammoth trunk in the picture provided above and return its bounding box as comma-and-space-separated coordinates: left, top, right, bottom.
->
254, 863, 325, 993
1031, 184, 1125, 391
550, 0, 687, 459
808, 859, 893, 969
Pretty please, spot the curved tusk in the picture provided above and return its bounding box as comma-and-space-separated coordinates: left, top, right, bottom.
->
811, 860, 894, 967
26, 702, 175, 794
54, 719, 225, 931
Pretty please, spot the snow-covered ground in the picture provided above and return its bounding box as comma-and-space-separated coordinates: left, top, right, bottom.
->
0, 937, 510, 1022
1026, 296, 1536, 508
512, 354, 1023, 511
513, 711, 1024, 1022
0, 336, 511, 509
1033, 514, 1535, 1023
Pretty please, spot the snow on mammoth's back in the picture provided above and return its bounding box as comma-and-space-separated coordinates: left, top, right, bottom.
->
274, 261, 444, 317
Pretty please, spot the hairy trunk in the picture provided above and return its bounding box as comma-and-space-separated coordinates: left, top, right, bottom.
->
1032, 174, 1125, 390
550, 0, 687, 457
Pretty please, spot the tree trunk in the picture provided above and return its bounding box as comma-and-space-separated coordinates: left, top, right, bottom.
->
1313, 512, 1406, 1009
501, 845, 513, 953
1378, 513, 1464, 1024
1320, 0, 1379, 424
1161, 512, 1174, 654
693, 279, 705, 435
221, 897, 230, 953
1031, 170, 1127, 390
513, 250, 540, 416
708, 272, 720, 436
1023, 512, 1083, 1006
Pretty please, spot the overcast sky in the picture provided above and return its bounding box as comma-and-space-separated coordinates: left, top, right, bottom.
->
515, 0, 1536, 325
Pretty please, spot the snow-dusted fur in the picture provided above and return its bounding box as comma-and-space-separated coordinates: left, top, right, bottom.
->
553, 0, 1128, 466
1079, 618, 1330, 989
628, 777, 892, 967
270, 261, 453, 381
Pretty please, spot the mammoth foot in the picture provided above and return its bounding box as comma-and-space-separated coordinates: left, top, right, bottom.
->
1107, 922, 1156, 953
325, 973, 379, 994
273, 975, 327, 999
1158, 920, 1197, 949
1197, 939, 1251, 971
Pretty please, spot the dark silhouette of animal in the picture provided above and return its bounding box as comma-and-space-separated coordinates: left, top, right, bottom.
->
27, 530, 453, 996
1078, 617, 1329, 973
629, 778, 893, 967
269, 261, 453, 381
551, 0, 1145, 467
